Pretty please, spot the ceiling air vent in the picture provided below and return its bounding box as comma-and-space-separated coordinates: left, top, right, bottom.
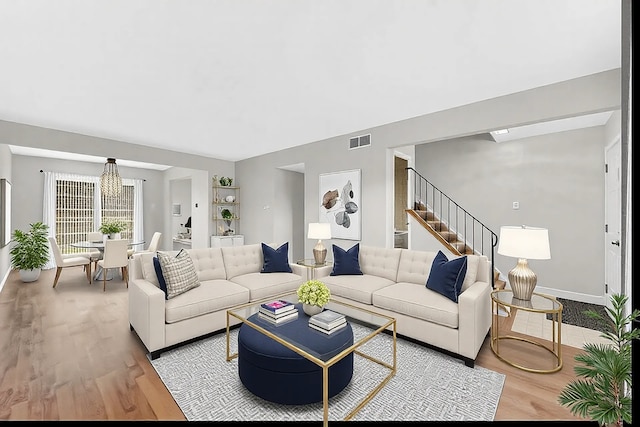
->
349, 134, 371, 150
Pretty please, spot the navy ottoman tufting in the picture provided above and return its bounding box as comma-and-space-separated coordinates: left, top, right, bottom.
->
237, 305, 354, 405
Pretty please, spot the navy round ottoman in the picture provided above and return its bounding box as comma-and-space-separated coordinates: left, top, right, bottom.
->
237, 304, 354, 405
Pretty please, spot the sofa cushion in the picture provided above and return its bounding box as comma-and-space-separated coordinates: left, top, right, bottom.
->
373, 282, 460, 329
230, 272, 302, 302
153, 256, 169, 300
187, 247, 227, 281
330, 243, 363, 276
165, 279, 250, 323
157, 249, 201, 299
426, 251, 467, 303
321, 274, 395, 305
261, 242, 292, 273
140, 252, 162, 288
222, 243, 273, 279
453, 254, 480, 292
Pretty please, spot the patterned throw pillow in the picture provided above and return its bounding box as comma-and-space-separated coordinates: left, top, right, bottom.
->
157, 249, 201, 299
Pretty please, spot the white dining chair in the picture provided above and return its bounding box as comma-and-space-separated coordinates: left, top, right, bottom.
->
127, 231, 161, 258
97, 239, 129, 292
48, 237, 92, 288
87, 231, 104, 270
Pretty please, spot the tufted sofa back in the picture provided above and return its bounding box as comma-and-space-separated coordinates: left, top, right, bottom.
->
358, 245, 402, 282
187, 248, 227, 281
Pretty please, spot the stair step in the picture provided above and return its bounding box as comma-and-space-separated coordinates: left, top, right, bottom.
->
426, 220, 449, 232
415, 210, 437, 221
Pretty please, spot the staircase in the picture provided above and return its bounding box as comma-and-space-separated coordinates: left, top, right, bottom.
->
406, 167, 504, 289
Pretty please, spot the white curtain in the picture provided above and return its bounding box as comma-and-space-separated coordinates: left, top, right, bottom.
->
129, 178, 144, 246
42, 172, 56, 270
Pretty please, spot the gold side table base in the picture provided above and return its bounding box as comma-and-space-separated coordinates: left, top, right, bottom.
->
490, 289, 563, 374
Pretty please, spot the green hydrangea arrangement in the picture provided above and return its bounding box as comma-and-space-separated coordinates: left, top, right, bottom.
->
297, 280, 331, 307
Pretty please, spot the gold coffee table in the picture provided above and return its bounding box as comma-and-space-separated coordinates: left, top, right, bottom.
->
491, 289, 563, 373
226, 292, 396, 425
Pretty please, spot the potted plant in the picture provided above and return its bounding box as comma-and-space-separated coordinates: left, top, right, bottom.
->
558, 293, 639, 427
220, 208, 234, 225
297, 279, 331, 316
10, 221, 50, 282
99, 219, 127, 239
219, 176, 233, 187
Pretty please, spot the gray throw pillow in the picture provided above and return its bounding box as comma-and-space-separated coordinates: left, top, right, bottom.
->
157, 249, 201, 299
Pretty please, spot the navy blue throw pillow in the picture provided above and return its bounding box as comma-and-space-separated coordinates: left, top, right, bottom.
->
330, 243, 363, 276
261, 242, 293, 273
153, 255, 169, 300
426, 250, 468, 303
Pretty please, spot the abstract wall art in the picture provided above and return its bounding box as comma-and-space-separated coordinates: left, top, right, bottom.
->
319, 169, 361, 240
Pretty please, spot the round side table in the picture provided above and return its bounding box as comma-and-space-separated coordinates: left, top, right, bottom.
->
490, 289, 563, 373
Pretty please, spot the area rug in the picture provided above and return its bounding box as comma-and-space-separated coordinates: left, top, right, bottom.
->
546, 298, 609, 333
150, 323, 505, 422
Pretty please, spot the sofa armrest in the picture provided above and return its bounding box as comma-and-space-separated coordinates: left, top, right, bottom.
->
457, 280, 492, 360
128, 278, 167, 354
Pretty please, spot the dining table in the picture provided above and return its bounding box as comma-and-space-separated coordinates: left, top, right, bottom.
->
71, 239, 145, 281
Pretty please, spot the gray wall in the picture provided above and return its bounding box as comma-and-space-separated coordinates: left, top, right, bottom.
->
415, 125, 609, 302
0, 144, 11, 287
0, 69, 622, 303
236, 69, 620, 304
10, 154, 166, 251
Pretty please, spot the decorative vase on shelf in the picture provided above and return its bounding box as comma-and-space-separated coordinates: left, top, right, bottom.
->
303, 303, 323, 316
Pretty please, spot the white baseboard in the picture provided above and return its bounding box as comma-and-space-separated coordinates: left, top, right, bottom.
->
0, 268, 11, 294
528, 285, 606, 306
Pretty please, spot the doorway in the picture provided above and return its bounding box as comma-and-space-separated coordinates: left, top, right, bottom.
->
393, 155, 409, 249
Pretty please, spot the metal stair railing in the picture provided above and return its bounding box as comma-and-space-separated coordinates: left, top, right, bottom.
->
406, 167, 498, 288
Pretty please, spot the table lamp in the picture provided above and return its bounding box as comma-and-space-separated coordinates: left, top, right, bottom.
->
308, 222, 331, 265
497, 225, 551, 301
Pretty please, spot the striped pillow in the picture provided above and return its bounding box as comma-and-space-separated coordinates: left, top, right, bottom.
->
157, 249, 201, 299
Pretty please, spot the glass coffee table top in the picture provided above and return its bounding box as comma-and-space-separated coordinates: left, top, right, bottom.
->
227, 292, 394, 362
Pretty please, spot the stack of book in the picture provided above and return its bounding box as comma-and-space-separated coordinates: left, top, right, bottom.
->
308, 310, 347, 334
258, 299, 298, 324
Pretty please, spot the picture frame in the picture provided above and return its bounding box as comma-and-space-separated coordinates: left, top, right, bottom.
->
1, 178, 11, 247
172, 203, 181, 216
319, 169, 361, 241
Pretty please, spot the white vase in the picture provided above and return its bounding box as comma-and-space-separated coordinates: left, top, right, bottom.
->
19, 268, 41, 283
109, 232, 121, 240
303, 303, 323, 316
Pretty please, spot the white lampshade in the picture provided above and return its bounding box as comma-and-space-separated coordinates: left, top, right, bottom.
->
497, 226, 551, 260
308, 222, 331, 240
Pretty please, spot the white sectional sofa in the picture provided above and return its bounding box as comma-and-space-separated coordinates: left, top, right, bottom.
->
128, 242, 492, 367
315, 245, 492, 367
128, 243, 306, 359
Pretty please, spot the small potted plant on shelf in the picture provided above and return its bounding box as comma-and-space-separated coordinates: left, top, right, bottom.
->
10, 221, 50, 282
219, 176, 233, 187
99, 219, 127, 239
558, 293, 639, 427
297, 279, 331, 316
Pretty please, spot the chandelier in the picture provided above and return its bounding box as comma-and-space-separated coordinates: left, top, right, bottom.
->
100, 158, 122, 197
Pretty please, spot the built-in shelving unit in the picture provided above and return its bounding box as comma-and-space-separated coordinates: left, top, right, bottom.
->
212, 180, 240, 236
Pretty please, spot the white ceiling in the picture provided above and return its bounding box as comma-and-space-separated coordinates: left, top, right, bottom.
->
0, 1, 622, 163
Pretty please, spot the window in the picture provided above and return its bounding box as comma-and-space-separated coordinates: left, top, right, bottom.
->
43, 172, 144, 266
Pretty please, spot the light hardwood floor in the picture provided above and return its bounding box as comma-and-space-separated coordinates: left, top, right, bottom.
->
0, 266, 591, 421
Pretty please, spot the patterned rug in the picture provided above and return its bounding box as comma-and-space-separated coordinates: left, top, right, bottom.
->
150, 323, 505, 422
